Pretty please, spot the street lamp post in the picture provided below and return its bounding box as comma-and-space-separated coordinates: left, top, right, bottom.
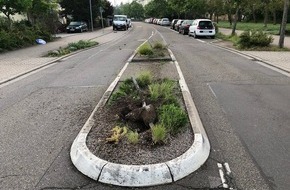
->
89, 0, 94, 31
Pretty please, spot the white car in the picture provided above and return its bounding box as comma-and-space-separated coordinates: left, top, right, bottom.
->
188, 19, 215, 39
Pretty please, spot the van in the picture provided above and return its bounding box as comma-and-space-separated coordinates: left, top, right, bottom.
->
113, 15, 128, 31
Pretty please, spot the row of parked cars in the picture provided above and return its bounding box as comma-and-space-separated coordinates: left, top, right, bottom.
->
145, 18, 171, 26
146, 18, 216, 39
171, 18, 216, 38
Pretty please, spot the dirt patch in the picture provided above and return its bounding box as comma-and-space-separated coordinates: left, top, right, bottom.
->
86, 61, 194, 165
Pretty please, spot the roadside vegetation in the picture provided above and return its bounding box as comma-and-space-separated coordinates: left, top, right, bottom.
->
217, 21, 285, 35
137, 41, 167, 58
107, 72, 188, 145
47, 40, 98, 57
0, 17, 52, 53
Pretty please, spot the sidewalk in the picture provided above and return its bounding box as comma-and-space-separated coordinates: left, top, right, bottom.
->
0, 27, 114, 85
218, 28, 290, 73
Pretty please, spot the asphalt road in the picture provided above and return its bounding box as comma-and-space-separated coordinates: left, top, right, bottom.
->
1, 22, 289, 190
156, 24, 290, 190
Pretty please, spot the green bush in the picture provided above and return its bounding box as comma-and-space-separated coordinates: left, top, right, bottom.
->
0, 19, 53, 52
149, 80, 176, 102
138, 42, 153, 56
238, 30, 273, 48
153, 42, 165, 49
47, 40, 98, 57
126, 130, 139, 144
151, 124, 167, 144
136, 71, 153, 88
158, 104, 188, 134
110, 78, 138, 103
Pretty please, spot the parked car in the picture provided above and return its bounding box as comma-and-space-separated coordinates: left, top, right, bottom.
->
170, 19, 178, 30
174, 19, 184, 32
66, 21, 88, 33
178, 20, 194, 35
157, 19, 162, 25
188, 19, 215, 39
160, 18, 170, 26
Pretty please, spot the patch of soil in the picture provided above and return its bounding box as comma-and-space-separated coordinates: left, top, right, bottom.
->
86, 84, 194, 165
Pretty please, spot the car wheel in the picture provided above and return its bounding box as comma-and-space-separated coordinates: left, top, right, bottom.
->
182, 29, 185, 35
80, 28, 83, 33
211, 35, 215, 39
193, 32, 198, 38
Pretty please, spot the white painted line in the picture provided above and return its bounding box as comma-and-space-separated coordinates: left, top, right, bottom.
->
217, 163, 229, 188
208, 83, 217, 98
224, 162, 232, 175
196, 39, 205, 43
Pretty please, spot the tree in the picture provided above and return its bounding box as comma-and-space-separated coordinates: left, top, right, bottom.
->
279, 0, 289, 48
144, 0, 171, 18
129, 1, 144, 19
27, 0, 58, 25
0, 0, 32, 21
60, 0, 113, 27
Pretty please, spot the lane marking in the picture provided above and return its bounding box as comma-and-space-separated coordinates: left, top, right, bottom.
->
207, 83, 217, 98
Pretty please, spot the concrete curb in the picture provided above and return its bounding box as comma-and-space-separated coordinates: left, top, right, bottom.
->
70, 39, 210, 186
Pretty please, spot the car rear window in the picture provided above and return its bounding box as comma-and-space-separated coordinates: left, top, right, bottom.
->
198, 21, 213, 29
70, 22, 81, 25
163, 18, 169, 21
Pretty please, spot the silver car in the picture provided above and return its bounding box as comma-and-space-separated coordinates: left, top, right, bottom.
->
160, 18, 170, 26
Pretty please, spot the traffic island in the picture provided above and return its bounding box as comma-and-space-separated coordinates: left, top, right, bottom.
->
70, 35, 210, 187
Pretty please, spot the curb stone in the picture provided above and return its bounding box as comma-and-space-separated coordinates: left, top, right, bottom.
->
70, 38, 210, 186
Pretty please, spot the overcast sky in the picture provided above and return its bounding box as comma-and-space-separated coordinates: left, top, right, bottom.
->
108, 0, 131, 6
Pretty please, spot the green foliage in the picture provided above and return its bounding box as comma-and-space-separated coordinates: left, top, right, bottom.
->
158, 104, 188, 134
138, 42, 154, 56
60, 0, 113, 24
119, 1, 144, 19
0, 19, 52, 52
136, 71, 153, 88
0, 0, 32, 20
217, 21, 282, 35
151, 124, 167, 144
126, 130, 139, 144
153, 42, 166, 50
149, 80, 176, 102
238, 30, 273, 49
47, 40, 98, 57
110, 78, 137, 103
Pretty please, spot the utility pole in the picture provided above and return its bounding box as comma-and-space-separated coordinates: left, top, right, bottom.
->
89, 0, 94, 31
100, 7, 104, 33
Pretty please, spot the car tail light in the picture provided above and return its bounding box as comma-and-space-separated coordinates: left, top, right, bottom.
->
197, 26, 201, 29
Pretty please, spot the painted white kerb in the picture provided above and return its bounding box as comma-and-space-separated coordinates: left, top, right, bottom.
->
70, 39, 210, 187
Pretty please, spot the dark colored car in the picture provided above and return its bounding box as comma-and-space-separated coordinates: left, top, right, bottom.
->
174, 19, 184, 32
66, 21, 88, 33
179, 20, 194, 35
170, 19, 178, 30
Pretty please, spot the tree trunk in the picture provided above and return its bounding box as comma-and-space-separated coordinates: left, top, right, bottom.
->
252, 6, 257, 23
264, 5, 269, 27
227, 13, 232, 26
231, 5, 240, 36
279, 0, 289, 48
